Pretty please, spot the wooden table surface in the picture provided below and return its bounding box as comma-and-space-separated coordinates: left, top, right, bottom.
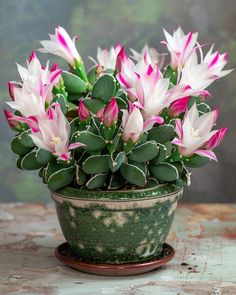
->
0, 203, 235, 295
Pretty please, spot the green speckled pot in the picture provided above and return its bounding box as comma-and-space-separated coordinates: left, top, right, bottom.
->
51, 185, 183, 264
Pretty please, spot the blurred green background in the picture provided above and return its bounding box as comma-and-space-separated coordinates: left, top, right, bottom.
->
0, 0, 235, 203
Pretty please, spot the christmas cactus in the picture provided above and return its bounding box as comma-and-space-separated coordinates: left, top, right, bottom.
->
4, 26, 231, 191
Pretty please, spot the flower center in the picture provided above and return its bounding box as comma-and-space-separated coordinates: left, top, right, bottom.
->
191, 128, 200, 139
51, 135, 61, 146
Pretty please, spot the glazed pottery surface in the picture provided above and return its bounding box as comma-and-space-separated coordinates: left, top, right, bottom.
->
51, 185, 183, 264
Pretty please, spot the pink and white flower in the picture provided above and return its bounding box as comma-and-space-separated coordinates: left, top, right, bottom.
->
78, 101, 90, 121
172, 103, 225, 161
39, 26, 82, 67
6, 52, 62, 130
168, 96, 190, 117
4, 109, 22, 130
130, 45, 167, 69
7, 81, 21, 100
6, 84, 47, 119
162, 27, 198, 71
133, 65, 170, 119
121, 103, 161, 143
121, 106, 144, 143
30, 104, 85, 161
103, 98, 119, 126
179, 47, 232, 92
92, 44, 123, 70
9, 52, 61, 104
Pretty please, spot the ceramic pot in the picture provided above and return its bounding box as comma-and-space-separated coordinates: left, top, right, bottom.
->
51, 185, 183, 264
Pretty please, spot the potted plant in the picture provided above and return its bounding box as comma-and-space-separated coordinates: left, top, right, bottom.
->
3, 26, 231, 274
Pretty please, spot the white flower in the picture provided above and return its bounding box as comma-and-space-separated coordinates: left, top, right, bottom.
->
39, 26, 81, 66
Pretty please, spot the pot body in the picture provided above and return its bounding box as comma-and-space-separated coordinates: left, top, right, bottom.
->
51, 185, 183, 264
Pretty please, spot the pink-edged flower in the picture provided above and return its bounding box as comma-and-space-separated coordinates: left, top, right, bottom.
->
179, 47, 232, 93
4, 109, 40, 133
39, 26, 82, 67
5, 52, 62, 126
7, 81, 21, 100
30, 104, 85, 161
121, 103, 160, 143
6, 84, 47, 119
103, 98, 119, 126
203, 45, 232, 78
91, 44, 123, 70
14, 51, 61, 103
172, 103, 223, 161
162, 27, 198, 71
4, 109, 21, 130
203, 128, 228, 150
78, 101, 90, 121
130, 45, 167, 69
132, 64, 170, 118
121, 106, 144, 143
168, 96, 190, 117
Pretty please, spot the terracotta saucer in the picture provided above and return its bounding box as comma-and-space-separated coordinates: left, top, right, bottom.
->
55, 242, 175, 276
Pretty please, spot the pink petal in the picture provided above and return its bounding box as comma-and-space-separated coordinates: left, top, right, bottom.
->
29, 51, 37, 62
208, 52, 220, 68
195, 149, 217, 161
69, 142, 86, 150
78, 100, 90, 121
58, 153, 70, 161
50, 69, 62, 83
56, 28, 71, 55
175, 119, 183, 139
51, 63, 59, 72
116, 72, 130, 88
171, 138, 185, 147
203, 128, 228, 150
143, 115, 164, 132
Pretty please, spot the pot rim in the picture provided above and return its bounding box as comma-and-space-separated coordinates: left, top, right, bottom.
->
51, 184, 183, 202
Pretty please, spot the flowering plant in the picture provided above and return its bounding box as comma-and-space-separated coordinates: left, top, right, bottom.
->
4, 26, 231, 191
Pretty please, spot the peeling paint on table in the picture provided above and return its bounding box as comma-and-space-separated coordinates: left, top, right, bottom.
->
0, 203, 236, 295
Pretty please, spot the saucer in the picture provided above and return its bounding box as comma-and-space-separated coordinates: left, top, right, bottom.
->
55, 242, 175, 276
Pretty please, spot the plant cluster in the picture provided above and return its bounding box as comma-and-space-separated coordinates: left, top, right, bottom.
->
4, 26, 231, 191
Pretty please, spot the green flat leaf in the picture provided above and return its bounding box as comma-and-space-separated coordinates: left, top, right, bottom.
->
45, 159, 73, 182
20, 150, 43, 170
168, 149, 183, 163
115, 96, 127, 109
75, 166, 87, 186
129, 140, 159, 162
87, 65, 98, 85
82, 155, 110, 174
109, 151, 126, 172
147, 125, 175, 144
83, 98, 105, 114
86, 173, 107, 189
144, 178, 159, 189
115, 89, 127, 100
36, 149, 53, 165
62, 71, 87, 94
11, 135, 32, 156
92, 74, 116, 103
20, 131, 35, 148
120, 162, 146, 187
67, 93, 83, 103
108, 172, 126, 190
47, 166, 75, 191
73, 131, 106, 152
184, 154, 209, 168
55, 94, 67, 114
151, 142, 173, 164
197, 102, 211, 113
150, 162, 179, 182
